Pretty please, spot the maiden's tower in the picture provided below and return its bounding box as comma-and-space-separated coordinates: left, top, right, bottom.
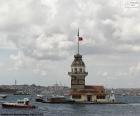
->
68, 30, 108, 103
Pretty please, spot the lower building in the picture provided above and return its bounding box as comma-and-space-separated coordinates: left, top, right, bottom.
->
70, 85, 106, 102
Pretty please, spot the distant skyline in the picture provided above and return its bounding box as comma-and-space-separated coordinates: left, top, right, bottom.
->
0, 0, 140, 88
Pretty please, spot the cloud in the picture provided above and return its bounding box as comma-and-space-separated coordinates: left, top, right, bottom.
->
0, 0, 140, 87
129, 62, 140, 75
1, 0, 140, 57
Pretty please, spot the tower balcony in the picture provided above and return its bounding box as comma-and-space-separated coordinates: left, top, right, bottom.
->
68, 72, 88, 76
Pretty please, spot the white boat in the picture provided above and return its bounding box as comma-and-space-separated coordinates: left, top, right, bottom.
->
35, 94, 45, 102
0, 94, 7, 99
2, 98, 35, 108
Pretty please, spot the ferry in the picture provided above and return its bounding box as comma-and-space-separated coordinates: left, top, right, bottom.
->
2, 98, 36, 108
47, 95, 75, 103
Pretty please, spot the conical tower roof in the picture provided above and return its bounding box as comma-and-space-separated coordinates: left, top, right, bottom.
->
71, 54, 85, 67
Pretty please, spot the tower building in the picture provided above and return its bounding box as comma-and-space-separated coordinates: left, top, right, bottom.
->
68, 30, 106, 102
68, 54, 88, 90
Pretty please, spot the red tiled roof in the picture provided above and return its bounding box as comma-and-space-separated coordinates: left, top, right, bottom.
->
85, 85, 104, 90
70, 85, 105, 95
70, 91, 105, 96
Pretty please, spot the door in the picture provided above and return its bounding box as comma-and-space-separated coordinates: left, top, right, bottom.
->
87, 95, 92, 102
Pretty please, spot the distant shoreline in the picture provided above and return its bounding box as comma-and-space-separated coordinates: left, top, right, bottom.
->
1, 84, 140, 96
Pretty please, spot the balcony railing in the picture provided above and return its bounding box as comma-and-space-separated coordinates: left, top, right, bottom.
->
68, 72, 88, 76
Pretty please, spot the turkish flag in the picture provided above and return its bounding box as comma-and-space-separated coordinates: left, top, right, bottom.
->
78, 37, 83, 41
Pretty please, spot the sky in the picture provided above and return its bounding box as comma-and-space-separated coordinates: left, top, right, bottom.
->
0, 0, 140, 88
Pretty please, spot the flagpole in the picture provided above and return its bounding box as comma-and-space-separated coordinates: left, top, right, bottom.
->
77, 28, 79, 54
78, 37, 79, 54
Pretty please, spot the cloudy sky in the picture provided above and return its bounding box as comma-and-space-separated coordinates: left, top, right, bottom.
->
0, 0, 140, 88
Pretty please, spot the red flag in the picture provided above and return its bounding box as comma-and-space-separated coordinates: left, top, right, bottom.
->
78, 37, 83, 41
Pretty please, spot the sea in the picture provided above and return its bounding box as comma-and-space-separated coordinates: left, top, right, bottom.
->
0, 95, 140, 116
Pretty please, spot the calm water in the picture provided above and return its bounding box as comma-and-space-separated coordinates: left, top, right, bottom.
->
0, 95, 140, 116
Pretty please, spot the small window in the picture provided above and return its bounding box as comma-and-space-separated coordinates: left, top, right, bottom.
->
97, 95, 105, 99
101, 90, 104, 93
80, 68, 82, 72
75, 68, 77, 72
72, 76, 76, 80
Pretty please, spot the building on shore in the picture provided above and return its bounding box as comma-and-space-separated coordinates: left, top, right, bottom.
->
68, 30, 108, 102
